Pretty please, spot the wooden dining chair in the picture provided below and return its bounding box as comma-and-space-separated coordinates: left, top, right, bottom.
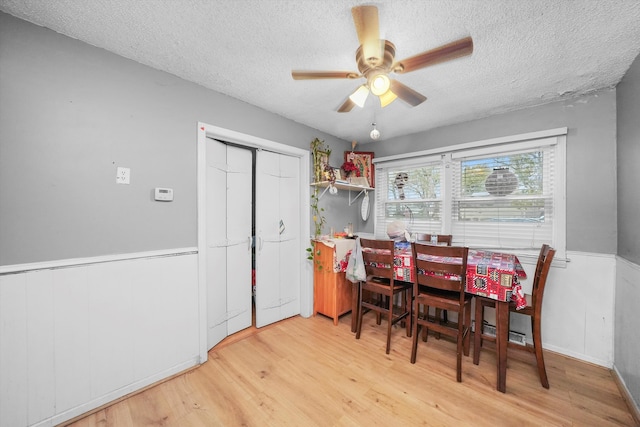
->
473, 244, 556, 388
356, 238, 412, 354
414, 234, 453, 337
410, 242, 471, 382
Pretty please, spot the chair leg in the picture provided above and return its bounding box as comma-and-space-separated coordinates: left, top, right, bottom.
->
463, 300, 472, 357
355, 284, 364, 340
456, 321, 463, 382
531, 314, 549, 388
386, 293, 393, 354
422, 306, 429, 342
410, 302, 420, 363
473, 298, 484, 365
405, 288, 412, 337
434, 308, 442, 340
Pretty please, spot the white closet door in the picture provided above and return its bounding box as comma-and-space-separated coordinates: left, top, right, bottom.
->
206, 140, 252, 350
255, 150, 301, 327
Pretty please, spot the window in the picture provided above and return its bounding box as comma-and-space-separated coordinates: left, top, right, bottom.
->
374, 129, 566, 260
375, 156, 443, 237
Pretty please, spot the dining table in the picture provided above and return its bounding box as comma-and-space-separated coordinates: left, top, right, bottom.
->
349, 240, 527, 393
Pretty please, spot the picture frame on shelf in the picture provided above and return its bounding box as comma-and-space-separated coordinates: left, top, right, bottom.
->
332, 167, 343, 181
344, 151, 375, 187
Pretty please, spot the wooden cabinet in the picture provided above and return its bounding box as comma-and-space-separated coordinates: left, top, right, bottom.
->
313, 241, 353, 325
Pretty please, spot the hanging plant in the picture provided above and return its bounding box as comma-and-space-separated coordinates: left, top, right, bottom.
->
307, 137, 330, 268
311, 137, 331, 182
309, 137, 331, 239
306, 185, 325, 268
310, 185, 326, 239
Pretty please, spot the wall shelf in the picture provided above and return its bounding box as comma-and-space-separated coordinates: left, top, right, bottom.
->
311, 181, 374, 206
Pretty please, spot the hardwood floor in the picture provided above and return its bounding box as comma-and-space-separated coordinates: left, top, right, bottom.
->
66, 313, 637, 426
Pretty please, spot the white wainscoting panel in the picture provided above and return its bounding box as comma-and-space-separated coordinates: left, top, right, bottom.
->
0, 251, 200, 427
1, 273, 29, 427
542, 251, 615, 366
26, 270, 56, 426
481, 250, 615, 367
614, 257, 640, 413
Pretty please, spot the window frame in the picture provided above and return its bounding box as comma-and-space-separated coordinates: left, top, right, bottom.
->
374, 128, 567, 264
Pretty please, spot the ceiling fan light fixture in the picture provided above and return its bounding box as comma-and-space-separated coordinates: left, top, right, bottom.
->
369, 73, 390, 96
379, 89, 397, 107
349, 85, 370, 108
291, 5, 473, 113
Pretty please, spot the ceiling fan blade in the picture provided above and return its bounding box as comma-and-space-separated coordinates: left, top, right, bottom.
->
352, 5, 383, 66
392, 36, 473, 74
389, 79, 427, 106
291, 70, 361, 80
337, 97, 356, 113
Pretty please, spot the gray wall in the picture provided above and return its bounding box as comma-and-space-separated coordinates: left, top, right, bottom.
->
376, 90, 618, 255
0, 12, 349, 266
616, 52, 640, 411
617, 54, 640, 265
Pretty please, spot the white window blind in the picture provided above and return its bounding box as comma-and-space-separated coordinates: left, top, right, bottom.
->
374, 130, 566, 259
375, 157, 444, 238
450, 142, 555, 250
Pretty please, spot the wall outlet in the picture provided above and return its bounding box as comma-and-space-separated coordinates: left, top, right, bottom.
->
116, 167, 130, 184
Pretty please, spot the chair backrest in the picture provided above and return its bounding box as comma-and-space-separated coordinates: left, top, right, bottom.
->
533, 244, 550, 281
531, 244, 556, 311
414, 234, 452, 246
411, 242, 469, 300
359, 238, 395, 281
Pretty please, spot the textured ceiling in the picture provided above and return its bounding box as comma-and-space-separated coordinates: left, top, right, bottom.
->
2, 0, 640, 143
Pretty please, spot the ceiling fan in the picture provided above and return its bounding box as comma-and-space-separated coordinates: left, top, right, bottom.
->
291, 5, 473, 112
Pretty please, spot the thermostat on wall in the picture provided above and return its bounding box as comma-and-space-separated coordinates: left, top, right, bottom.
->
154, 187, 174, 201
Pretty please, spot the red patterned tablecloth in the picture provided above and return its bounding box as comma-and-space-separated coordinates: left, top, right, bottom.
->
362, 244, 528, 309
465, 250, 527, 308
316, 238, 356, 272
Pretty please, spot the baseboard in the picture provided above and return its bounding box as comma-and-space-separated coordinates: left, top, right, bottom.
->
612, 365, 640, 426
50, 357, 201, 427
543, 342, 611, 368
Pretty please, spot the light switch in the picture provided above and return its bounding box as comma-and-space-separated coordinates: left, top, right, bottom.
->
116, 167, 130, 184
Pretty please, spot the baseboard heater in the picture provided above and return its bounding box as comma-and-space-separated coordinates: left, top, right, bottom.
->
480, 323, 527, 346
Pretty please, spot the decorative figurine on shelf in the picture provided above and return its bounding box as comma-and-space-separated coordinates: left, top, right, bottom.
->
324, 162, 337, 185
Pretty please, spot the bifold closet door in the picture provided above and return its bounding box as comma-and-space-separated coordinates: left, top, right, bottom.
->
206, 139, 252, 350
254, 150, 301, 328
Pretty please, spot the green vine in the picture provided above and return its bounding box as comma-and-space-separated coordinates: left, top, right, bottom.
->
310, 137, 331, 240
311, 137, 331, 183
308, 137, 331, 268
310, 185, 326, 239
